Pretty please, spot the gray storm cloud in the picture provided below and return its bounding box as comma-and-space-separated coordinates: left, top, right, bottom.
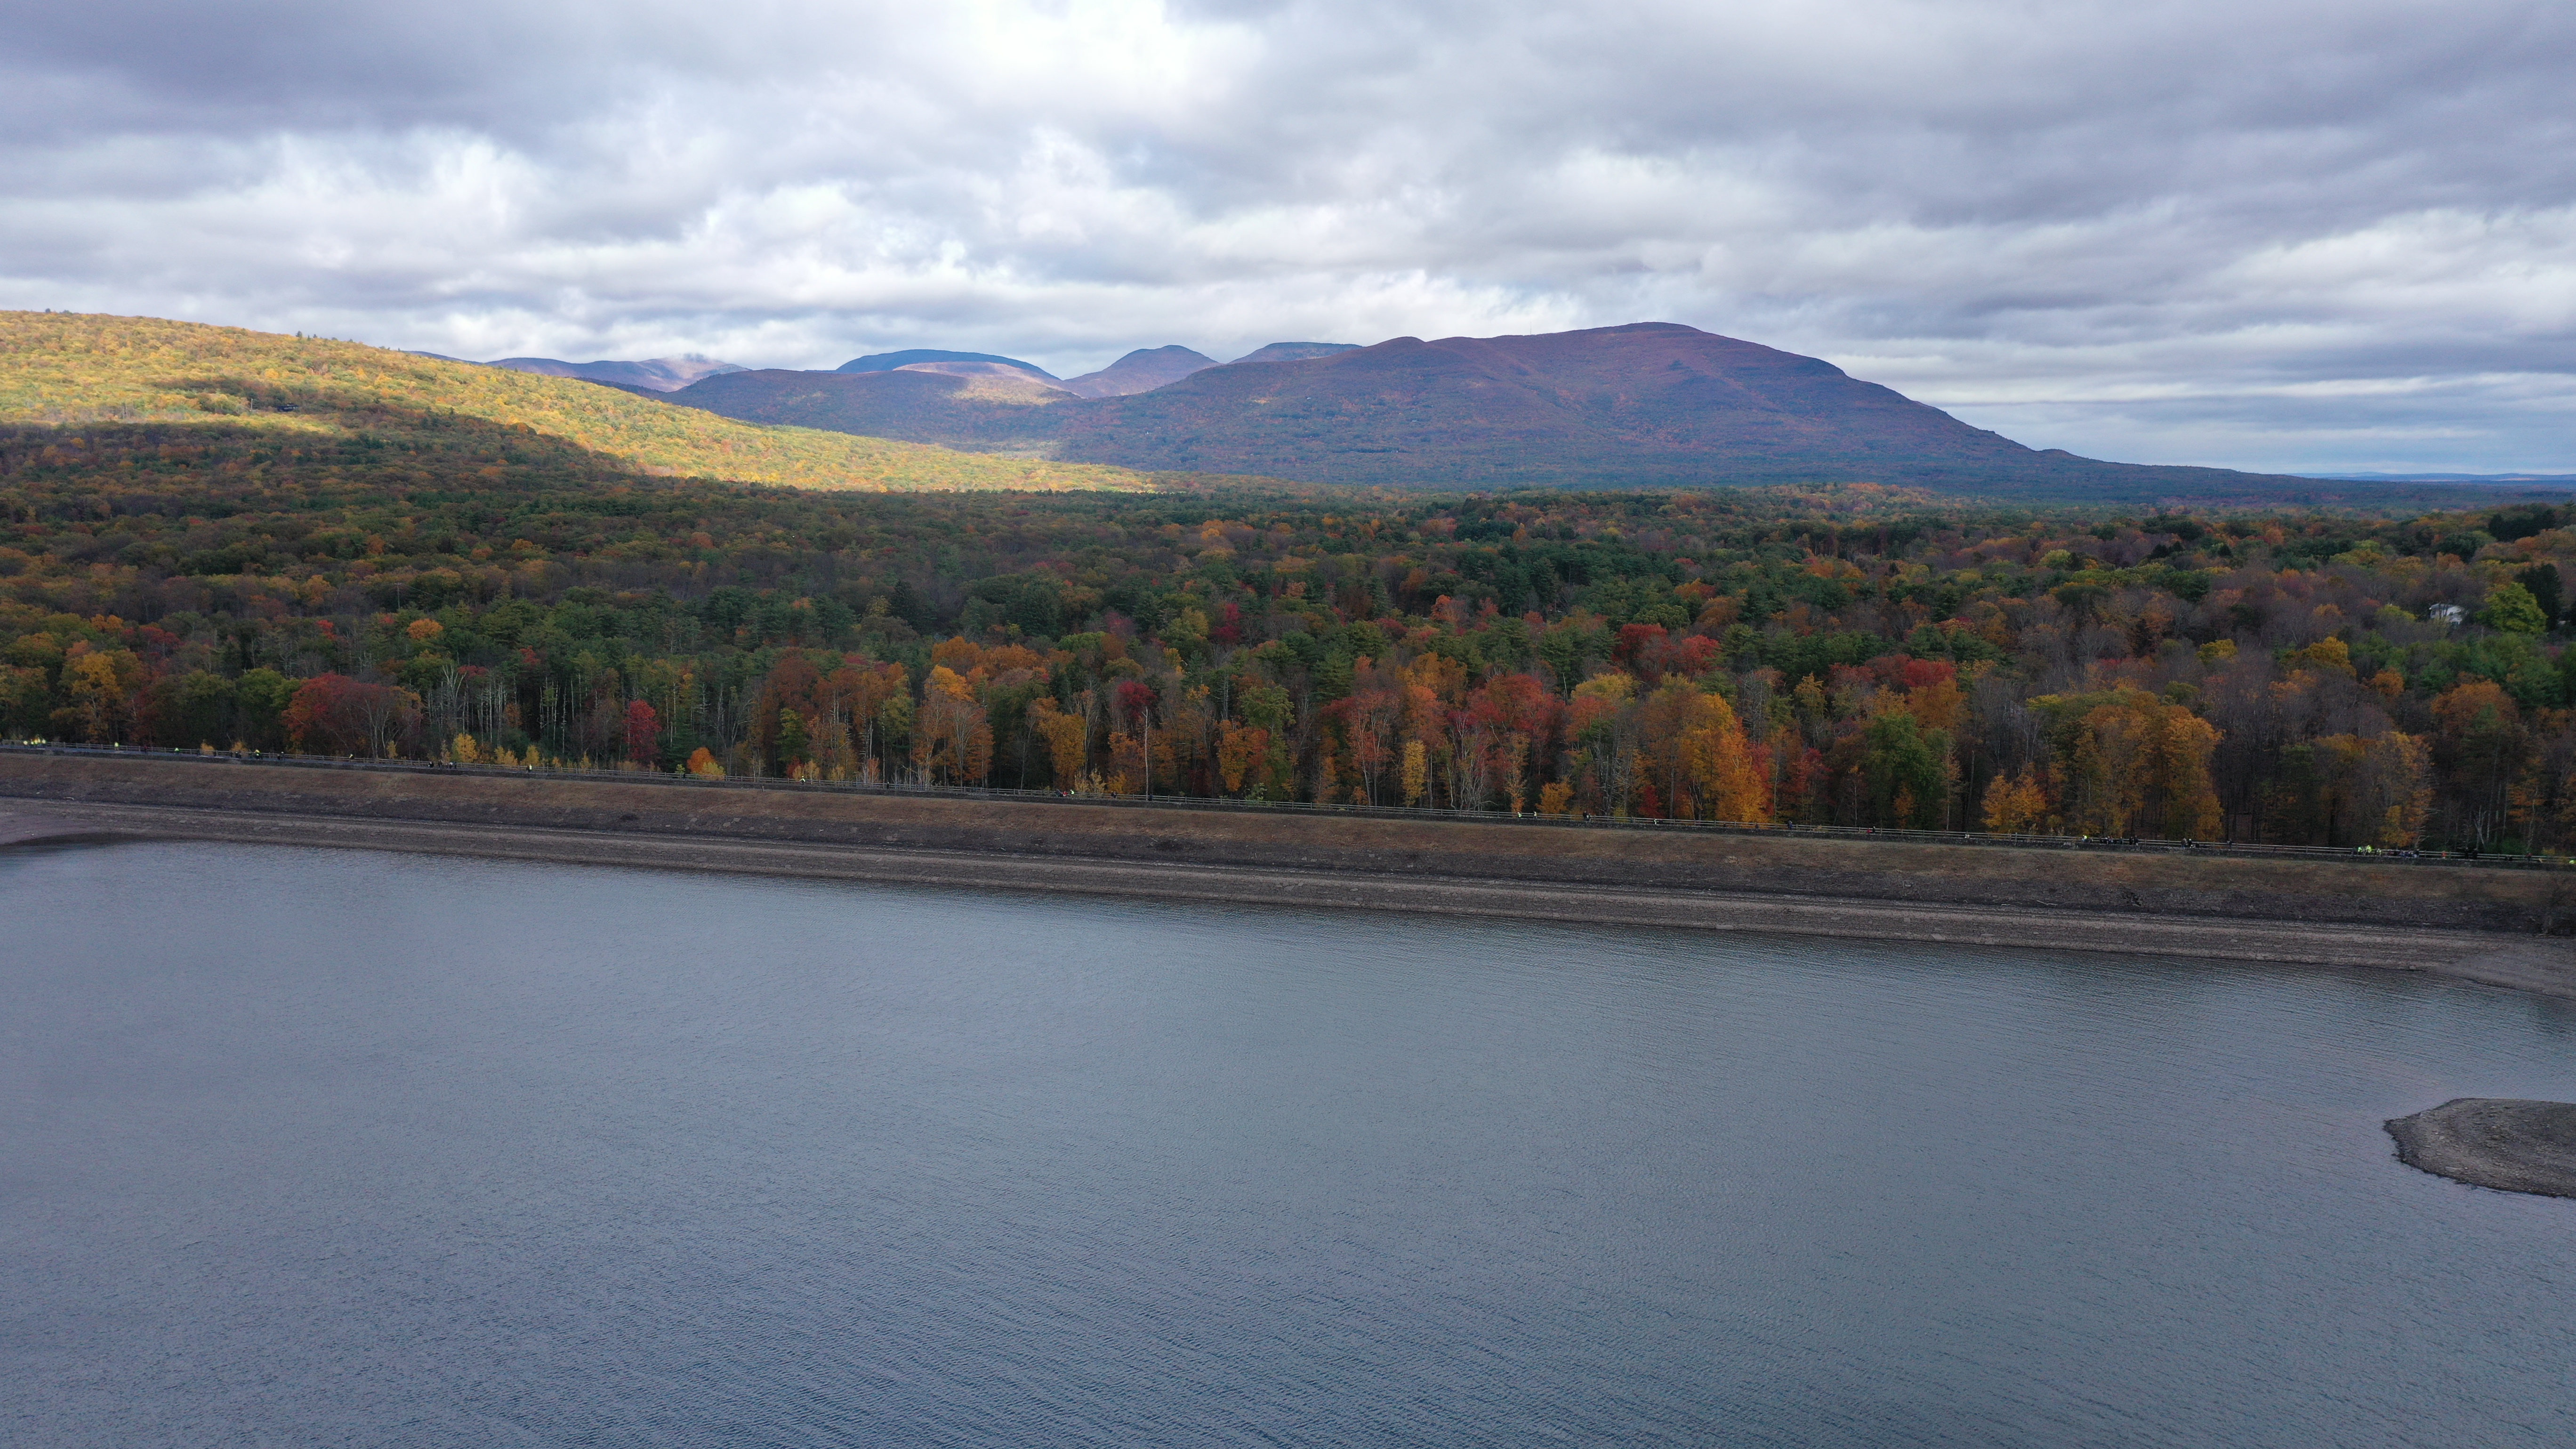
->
4, 0, 2570, 472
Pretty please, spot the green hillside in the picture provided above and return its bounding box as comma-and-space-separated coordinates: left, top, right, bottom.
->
0, 312, 1154, 493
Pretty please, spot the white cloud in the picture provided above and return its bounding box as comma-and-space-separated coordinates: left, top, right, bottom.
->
2, 0, 2571, 469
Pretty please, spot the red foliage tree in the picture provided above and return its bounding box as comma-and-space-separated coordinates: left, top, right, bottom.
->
623, 699, 660, 764
1613, 623, 1667, 671
283, 674, 419, 757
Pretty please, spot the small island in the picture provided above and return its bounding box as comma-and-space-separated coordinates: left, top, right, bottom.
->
2387, 1099, 2576, 1198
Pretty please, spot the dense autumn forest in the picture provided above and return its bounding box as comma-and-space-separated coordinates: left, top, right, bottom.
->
4, 409, 2572, 854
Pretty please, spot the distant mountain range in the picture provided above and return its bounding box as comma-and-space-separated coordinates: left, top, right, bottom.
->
2299, 472, 2576, 485
868, 360, 1072, 405
456, 341, 1366, 404
653, 323, 2331, 499
1061, 346, 1217, 398
835, 349, 1055, 378
828, 342, 1358, 399
477, 354, 748, 392
1232, 342, 1361, 366
430, 328, 2541, 501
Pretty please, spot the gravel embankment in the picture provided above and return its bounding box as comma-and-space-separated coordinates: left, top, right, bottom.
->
3, 794, 2570, 997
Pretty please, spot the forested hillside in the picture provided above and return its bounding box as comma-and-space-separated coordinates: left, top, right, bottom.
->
4, 413, 2569, 854
663, 323, 2334, 500
0, 312, 1153, 493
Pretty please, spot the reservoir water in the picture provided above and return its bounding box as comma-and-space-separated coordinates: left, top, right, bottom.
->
5, 841, 2575, 1447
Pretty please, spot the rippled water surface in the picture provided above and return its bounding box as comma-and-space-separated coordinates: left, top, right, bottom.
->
6, 842, 2576, 1447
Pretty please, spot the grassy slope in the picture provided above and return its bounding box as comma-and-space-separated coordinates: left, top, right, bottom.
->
0, 312, 1155, 493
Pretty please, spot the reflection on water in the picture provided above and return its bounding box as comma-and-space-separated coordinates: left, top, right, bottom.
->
4, 841, 2574, 1448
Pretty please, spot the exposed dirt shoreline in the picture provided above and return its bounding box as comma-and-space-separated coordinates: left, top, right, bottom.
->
2387, 1099, 2576, 1197
5, 751, 2572, 999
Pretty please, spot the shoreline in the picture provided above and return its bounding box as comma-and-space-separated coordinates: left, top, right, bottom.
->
2389, 1100, 2576, 1197
6, 751, 2564, 927
8, 799, 2572, 999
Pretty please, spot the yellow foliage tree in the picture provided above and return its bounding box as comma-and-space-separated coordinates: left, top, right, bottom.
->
913, 665, 991, 785
1637, 680, 1770, 822
1980, 769, 2048, 834
1027, 696, 1089, 786
1103, 731, 1142, 795
2320, 732, 2433, 846
2041, 687, 2224, 839
1216, 720, 1269, 795
64, 647, 145, 743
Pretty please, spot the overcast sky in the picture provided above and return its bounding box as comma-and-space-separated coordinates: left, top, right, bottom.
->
6, 0, 2571, 472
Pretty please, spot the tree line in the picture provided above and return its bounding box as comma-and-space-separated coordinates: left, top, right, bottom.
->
3, 439, 2569, 851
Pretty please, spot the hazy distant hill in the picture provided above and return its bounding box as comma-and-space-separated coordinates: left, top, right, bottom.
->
888, 360, 1075, 404
1230, 342, 1358, 365
486, 354, 745, 391
835, 349, 1055, 378
2302, 471, 2576, 485
1060, 346, 1218, 398
681, 344, 1308, 430
672, 368, 1051, 443
663, 322, 2320, 499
